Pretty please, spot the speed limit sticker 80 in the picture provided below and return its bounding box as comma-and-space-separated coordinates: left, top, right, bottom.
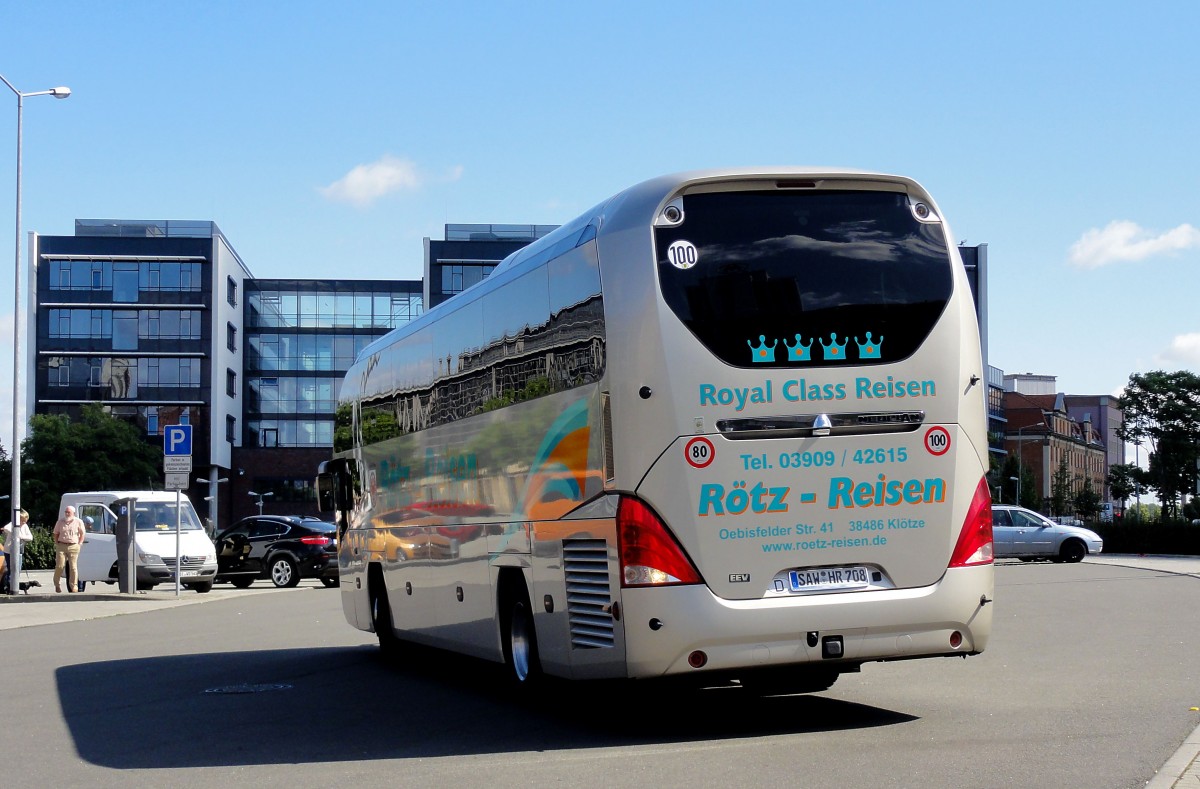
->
684, 436, 715, 468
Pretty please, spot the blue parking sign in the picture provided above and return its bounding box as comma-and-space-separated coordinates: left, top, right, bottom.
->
164, 424, 192, 456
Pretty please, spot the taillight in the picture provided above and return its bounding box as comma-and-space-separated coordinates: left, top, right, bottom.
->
300, 535, 332, 546
949, 477, 994, 567
617, 495, 702, 587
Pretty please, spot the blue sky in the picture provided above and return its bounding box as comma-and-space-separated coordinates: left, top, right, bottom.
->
1, 2, 1198, 453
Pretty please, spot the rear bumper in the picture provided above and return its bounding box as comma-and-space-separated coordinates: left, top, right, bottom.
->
619, 563, 993, 679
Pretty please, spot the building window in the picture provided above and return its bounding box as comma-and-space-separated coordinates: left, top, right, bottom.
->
227, 369, 237, 397
147, 408, 158, 435
227, 323, 237, 352
226, 415, 237, 442
227, 276, 238, 307
113, 265, 139, 302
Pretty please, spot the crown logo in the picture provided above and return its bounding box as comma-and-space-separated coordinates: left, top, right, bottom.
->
784, 333, 813, 362
855, 332, 884, 359
747, 335, 777, 363
819, 332, 848, 361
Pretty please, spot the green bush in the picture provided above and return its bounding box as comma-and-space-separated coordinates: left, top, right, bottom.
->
18, 527, 55, 570
1091, 520, 1200, 556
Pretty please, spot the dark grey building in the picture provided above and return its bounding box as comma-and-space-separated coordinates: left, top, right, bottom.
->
29, 220, 552, 530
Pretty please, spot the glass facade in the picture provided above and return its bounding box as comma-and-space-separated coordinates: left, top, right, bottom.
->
243, 280, 422, 448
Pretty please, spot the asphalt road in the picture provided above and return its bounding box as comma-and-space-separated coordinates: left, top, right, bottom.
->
1, 559, 1197, 788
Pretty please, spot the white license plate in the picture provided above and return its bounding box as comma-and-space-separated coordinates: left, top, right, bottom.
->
788, 566, 871, 592
177, 570, 199, 577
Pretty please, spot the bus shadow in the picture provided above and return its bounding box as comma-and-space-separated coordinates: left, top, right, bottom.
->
58, 644, 915, 769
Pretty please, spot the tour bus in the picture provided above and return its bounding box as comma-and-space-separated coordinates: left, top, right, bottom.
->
317, 167, 995, 696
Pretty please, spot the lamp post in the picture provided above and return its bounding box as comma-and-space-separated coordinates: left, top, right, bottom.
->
1009, 476, 1020, 508
248, 490, 273, 516
197, 475, 228, 537
1, 74, 70, 595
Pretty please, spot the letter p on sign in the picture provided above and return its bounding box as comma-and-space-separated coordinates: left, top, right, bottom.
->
165, 425, 192, 456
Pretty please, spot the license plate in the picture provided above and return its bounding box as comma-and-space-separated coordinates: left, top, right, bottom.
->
177, 570, 199, 577
788, 566, 871, 593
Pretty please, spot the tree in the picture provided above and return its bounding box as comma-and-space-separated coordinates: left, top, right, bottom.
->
1107, 463, 1143, 505
1073, 475, 1102, 520
1118, 370, 1200, 521
0, 439, 9, 504
1050, 457, 1072, 516
995, 453, 1041, 511
20, 404, 161, 528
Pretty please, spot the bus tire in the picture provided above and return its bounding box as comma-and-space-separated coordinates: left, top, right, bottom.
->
369, 568, 401, 661
500, 577, 543, 692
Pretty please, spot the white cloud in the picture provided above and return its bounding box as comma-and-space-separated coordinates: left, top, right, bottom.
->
1156, 332, 1200, 368
319, 155, 424, 207
1068, 220, 1200, 268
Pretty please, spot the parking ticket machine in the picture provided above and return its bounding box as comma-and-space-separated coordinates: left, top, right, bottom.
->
112, 497, 137, 593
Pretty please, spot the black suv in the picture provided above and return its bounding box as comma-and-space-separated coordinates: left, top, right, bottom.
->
214, 515, 339, 588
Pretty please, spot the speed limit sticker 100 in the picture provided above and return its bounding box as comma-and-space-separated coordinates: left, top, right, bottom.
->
924, 426, 950, 456
685, 436, 715, 469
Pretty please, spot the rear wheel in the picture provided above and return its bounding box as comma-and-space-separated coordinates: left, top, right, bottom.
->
230, 576, 255, 589
269, 557, 300, 588
501, 578, 543, 693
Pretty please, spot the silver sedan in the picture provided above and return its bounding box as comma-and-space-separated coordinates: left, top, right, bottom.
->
992, 505, 1104, 563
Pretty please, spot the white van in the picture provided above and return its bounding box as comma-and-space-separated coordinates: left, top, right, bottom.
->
60, 491, 218, 593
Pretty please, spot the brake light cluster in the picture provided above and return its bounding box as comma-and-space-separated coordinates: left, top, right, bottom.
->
300, 535, 333, 546
949, 477, 994, 567
617, 495, 702, 587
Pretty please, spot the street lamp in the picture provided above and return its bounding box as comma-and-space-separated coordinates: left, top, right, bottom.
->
197, 476, 228, 536
1, 74, 70, 595
248, 490, 273, 515
1009, 476, 1020, 507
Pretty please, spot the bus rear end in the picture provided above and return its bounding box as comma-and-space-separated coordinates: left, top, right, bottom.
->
602, 172, 993, 686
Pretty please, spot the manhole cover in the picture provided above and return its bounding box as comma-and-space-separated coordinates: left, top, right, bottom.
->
204, 683, 293, 694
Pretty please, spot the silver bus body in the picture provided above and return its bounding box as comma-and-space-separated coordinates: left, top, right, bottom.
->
324, 167, 994, 688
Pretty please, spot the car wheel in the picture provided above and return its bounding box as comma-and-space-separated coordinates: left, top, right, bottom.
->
320, 576, 339, 588
501, 579, 543, 693
370, 572, 401, 660
188, 580, 213, 593
1058, 539, 1086, 563
136, 581, 155, 591
230, 576, 255, 589
270, 557, 300, 588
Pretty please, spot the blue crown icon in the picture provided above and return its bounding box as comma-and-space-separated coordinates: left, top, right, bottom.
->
820, 332, 848, 361
856, 332, 884, 359
748, 335, 777, 363
784, 333, 813, 362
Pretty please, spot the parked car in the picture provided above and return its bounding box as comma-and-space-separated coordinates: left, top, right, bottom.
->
214, 515, 339, 588
992, 505, 1103, 563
